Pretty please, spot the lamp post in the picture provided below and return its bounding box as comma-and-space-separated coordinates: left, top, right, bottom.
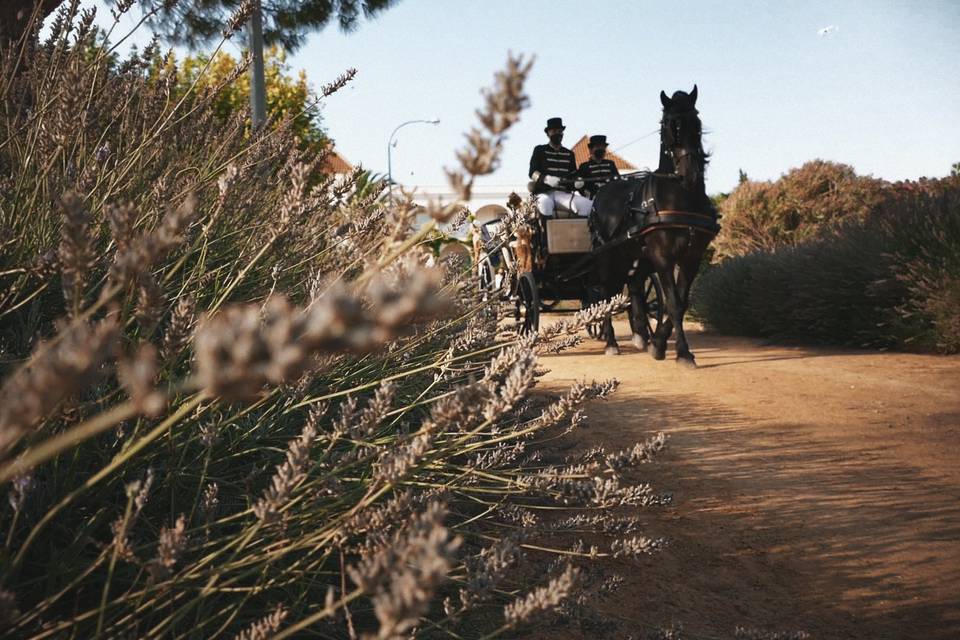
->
387, 118, 440, 200
248, 0, 267, 130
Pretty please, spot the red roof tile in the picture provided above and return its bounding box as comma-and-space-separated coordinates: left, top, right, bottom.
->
322, 148, 353, 175
570, 135, 637, 170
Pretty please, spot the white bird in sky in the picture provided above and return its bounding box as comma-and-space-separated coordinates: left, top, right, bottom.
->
817, 25, 839, 37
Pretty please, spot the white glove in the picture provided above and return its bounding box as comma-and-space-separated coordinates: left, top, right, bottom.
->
574, 179, 585, 190
544, 175, 561, 188
531, 171, 542, 181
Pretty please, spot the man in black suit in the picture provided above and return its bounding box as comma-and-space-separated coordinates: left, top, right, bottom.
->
577, 134, 620, 198
528, 117, 592, 217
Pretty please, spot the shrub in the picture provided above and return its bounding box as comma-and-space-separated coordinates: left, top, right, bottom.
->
692, 176, 960, 353
714, 160, 891, 259
0, 6, 666, 638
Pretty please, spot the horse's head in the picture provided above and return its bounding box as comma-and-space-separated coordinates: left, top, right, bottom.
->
659, 85, 707, 191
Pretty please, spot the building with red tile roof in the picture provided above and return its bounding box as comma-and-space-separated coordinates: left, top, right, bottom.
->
569, 135, 637, 171
321, 148, 353, 175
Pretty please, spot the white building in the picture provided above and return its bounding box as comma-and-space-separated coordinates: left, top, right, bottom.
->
409, 182, 527, 228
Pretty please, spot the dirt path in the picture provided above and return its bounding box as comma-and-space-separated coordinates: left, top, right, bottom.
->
538, 316, 960, 639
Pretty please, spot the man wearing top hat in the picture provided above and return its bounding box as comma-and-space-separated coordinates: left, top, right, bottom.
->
528, 117, 593, 217
577, 134, 621, 199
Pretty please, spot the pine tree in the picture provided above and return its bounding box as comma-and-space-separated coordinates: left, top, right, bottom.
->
139, 0, 401, 52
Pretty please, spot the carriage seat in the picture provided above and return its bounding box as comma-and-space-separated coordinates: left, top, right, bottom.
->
545, 218, 591, 254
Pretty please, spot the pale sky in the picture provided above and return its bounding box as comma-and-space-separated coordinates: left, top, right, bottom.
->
94, 0, 959, 194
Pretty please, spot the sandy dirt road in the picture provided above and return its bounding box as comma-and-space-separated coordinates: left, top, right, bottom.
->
537, 316, 960, 639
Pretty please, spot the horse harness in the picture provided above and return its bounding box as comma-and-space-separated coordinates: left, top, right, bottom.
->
594, 172, 720, 245
560, 173, 720, 282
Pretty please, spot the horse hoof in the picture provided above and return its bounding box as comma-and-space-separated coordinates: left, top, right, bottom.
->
605, 345, 621, 356
648, 344, 666, 361
632, 334, 648, 352
676, 356, 697, 369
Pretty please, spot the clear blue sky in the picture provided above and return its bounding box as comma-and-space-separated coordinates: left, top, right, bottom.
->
96, 0, 959, 194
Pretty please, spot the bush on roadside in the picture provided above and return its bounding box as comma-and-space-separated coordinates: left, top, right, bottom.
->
691, 176, 960, 353
0, 5, 667, 638
713, 160, 891, 259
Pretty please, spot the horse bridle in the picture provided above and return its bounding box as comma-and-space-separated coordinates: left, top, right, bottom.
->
662, 109, 703, 167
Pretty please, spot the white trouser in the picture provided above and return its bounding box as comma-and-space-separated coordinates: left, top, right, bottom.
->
535, 190, 593, 217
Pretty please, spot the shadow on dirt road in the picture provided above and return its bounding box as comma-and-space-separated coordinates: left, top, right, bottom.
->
537, 318, 960, 639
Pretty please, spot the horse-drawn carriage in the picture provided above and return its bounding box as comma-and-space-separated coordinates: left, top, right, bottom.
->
474, 182, 664, 338
476, 85, 720, 363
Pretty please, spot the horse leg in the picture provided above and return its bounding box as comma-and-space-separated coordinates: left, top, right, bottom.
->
602, 314, 619, 356
590, 254, 621, 356
628, 271, 651, 352
673, 245, 704, 367
651, 266, 679, 361
672, 269, 695, 367
602, 280, 622, 356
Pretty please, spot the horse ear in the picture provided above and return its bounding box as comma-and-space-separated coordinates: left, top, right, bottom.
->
660, 90, 670, 108
690, 84, 698, 104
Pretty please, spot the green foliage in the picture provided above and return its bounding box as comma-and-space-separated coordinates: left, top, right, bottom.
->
714, 160, 890, 259
351, 169, 388, 202
140, 0, 402, 52
692, 176, 960, 353
177, 45, 327, 154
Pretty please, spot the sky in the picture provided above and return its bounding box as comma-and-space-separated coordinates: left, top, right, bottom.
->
92, 0, 959, 194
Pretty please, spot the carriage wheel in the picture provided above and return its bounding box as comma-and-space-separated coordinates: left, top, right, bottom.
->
478, 259, 495, 298
630, 273, 663, 338
515, 272, 540, 334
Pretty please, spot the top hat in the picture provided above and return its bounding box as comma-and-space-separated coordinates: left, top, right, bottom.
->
544, 117, 566, 132
588, 135, 609, 148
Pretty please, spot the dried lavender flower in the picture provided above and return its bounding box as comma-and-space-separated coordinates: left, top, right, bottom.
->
319, 68, 357, 98
110, 194, 197, 288
200, 482, 220, 523
118, 343, 165, 417
0, 318, 119, 455
161, 295, 196, 361
734, 629, 811, 640
223, 0, 255, 37
609, 536, 664, 559
112, 468, 155, 564
373, 424, 436, 486
135, 275, 165, 336
348, 502, 460, 639
354, 381, 395, 438
234, 604, 288, 640
253, 420, 317, 524
503, 564, 580, 626
194, 272, 448, 401
58, 191, 95, 313
447, 54, 533, 202
148, 514, 187, 580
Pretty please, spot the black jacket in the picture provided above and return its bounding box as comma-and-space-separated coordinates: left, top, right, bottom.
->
528, 144, 577, 181
577, 158, 620, 196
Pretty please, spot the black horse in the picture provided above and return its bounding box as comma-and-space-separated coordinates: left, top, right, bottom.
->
588, 85, 718, 365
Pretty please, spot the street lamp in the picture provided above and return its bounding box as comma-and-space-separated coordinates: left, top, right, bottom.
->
387, 118, 440, 200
